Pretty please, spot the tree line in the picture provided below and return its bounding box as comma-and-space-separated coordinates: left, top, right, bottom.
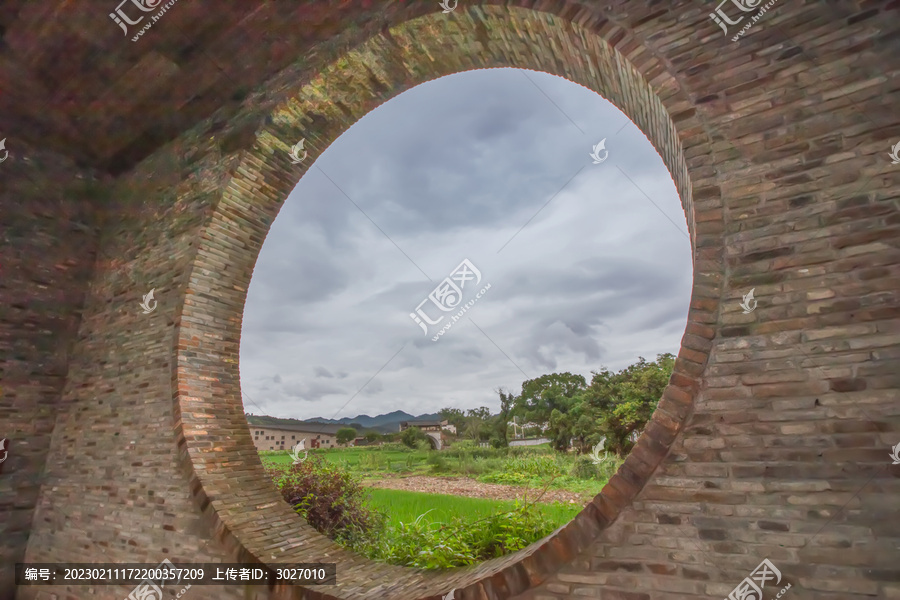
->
437, 353, 675, 456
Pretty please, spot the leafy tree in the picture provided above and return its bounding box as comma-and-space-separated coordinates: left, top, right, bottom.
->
489, 389, 515, 447
438, 407, 466, 432
511, 372, 587, 438
502, 355, 674, 456
401, 426, 429, 449
466, 407, 491, 421
364, 431, 382, 443
336, 427, 358, 445
547, 407, 574, 452
581, 353, 675, 455
546, 398, 601, 454
461, 407, 493, 442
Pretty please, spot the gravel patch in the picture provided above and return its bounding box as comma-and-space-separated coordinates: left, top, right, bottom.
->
361, 475, 588, 505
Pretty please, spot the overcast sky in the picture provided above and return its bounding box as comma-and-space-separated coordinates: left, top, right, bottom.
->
238, 68, 693, 422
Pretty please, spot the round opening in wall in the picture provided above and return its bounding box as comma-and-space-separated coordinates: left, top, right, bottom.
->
238, 67, 692, 570
174, 7, 721, 597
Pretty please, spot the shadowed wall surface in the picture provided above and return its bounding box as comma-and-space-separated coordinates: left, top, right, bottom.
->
1, 1, 898, 599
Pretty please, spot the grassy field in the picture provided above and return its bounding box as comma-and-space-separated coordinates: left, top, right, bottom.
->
262, 447, 422, 473
363, 488, 581, 529
263, 442, 620, 569
261, 442, 614, 497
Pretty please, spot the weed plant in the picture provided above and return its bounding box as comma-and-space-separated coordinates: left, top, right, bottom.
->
266, 452, 577, 570
353, 501, 556, 569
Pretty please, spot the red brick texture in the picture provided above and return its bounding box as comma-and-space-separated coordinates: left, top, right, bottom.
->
0, 142, 104, 597
6, 2, 899, 600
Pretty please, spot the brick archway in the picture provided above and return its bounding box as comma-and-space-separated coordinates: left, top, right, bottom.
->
8, 1, 896, 600
174, 6, 718, 599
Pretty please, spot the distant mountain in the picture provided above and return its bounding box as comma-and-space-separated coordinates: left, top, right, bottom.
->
247, 410, 441, 434
304, 410, 441, 433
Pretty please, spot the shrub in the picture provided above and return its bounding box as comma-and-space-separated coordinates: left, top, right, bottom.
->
401, 427, 429, 448
265, 450, 583, 571
443, 444, 508, 461
354, 503, 556, 569
336, 427, 358, 445
595, 455, 622, 482
267, 456, 383, 541
567, 455, 622, 482
376, 442, 411, 453
357, 453, 378, 471
569, 456, 600, 479
426, 452, 450, 473
449, 439, 477, 452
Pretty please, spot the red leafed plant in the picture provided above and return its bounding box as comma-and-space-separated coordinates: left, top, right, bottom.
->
266, 455, 383, 542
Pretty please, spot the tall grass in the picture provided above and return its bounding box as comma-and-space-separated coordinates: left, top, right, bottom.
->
261, 442, 618, 496
353, 491, 574, 569
364, 488, 579, 528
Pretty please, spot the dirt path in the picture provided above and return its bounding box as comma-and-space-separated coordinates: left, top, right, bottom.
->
361, 475, 586, 505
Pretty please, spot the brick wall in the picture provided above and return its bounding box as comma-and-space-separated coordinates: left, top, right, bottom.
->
0, 142, 102, 599
11, 2, 899, 600
14, 129, 250, 599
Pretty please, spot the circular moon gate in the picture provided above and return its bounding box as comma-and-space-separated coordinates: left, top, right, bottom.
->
174, 6, 720, 600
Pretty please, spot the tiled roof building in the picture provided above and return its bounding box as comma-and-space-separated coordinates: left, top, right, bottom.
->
246, 418, 345, 451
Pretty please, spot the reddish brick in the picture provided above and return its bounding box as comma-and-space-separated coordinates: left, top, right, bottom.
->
5, 4, 895, 600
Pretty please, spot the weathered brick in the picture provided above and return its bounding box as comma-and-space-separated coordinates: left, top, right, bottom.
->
5, 3, 896, 600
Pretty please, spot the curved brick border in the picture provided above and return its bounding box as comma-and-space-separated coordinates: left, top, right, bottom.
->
173, 6, 722, 599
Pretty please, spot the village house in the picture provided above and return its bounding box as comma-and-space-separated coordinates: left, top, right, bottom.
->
246, 417, 344, 452
398, 419, 453, 433
398, 419, 454, 450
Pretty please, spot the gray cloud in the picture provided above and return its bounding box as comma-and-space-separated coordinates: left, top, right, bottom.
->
239, 68, 692, 421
